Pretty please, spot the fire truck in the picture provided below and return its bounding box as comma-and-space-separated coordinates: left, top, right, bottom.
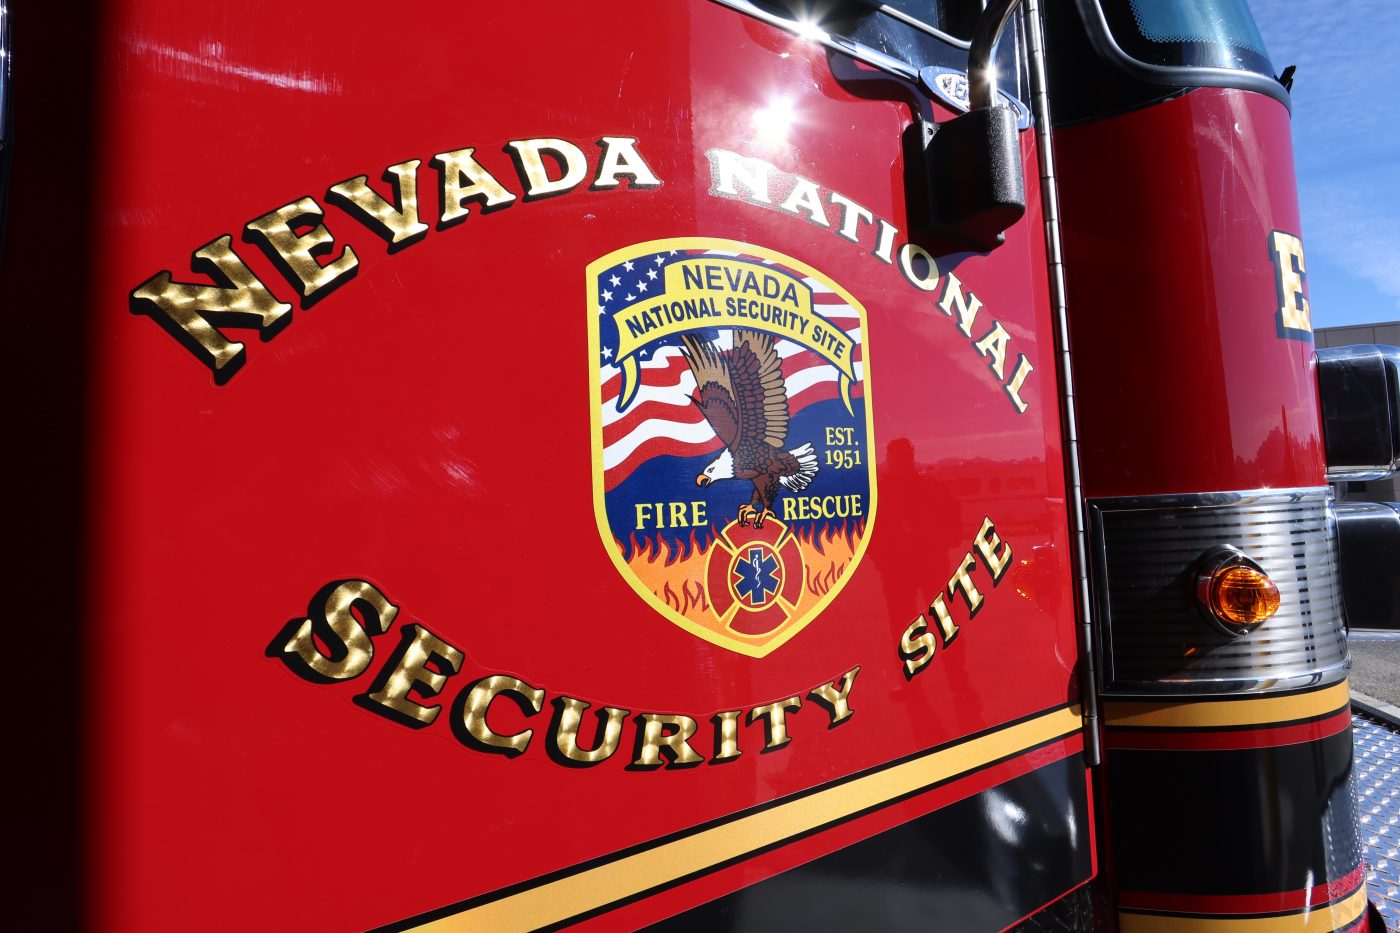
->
5, 0, 1399, 930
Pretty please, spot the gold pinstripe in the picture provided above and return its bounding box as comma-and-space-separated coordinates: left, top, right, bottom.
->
1118, 887, 1367, 933
1103, 682, 1350, 730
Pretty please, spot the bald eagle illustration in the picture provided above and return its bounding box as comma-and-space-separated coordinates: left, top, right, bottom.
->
680, 330, 819, 528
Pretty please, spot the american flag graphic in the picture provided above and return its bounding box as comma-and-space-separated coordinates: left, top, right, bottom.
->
596, 248, 865, 492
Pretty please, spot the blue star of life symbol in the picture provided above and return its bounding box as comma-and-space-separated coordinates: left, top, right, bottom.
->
735, 547, 781, 605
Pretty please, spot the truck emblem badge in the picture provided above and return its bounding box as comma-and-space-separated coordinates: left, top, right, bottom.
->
919, 66, 1033, 129
587, 238, 877, 657
931, 70, 973, 110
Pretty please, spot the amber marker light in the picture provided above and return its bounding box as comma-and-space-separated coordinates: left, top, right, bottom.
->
1210, 564, 1281, 623
1193, 547, 1281, 635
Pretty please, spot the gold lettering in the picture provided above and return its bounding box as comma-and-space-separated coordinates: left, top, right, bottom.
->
974, 517, 1013, 582
1270, 230, 1312, 335
947, 553, 984, 617
507, 137, 589, 200
1004, 355, 1033, 413
897, 518, 1017, 673
274, 579, 397, 682
900, 614, 937, 677
359, 624, 463, 728
828, 191, 874, 244
897, 242, 940, 292
808, 667, 859, 726
930, 593, 960, 646
431, 147, 517, 226
454, 674, 545, 757
549, 696, 629, 766
973, 321, 1011, 379
326, 160, 430, 252
873, 219, 898, 264
711, 710, 742, 763
708, 148, 772, 203
244, 197, 359, 305
938, 271, 981, 336
778, 177, 832, 227
593, 137, 662, 189
748, 696, 802, 750
129, 235, 292, 383
632, 713, 704, 768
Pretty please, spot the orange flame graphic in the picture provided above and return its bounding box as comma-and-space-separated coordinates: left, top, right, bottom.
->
795, 521, 862, 601
624, 520, 864, 631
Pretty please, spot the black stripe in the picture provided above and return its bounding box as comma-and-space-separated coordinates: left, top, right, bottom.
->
1106, 680, 1347, 705
369, 704, 1078, 932
539, 732, 1077, 931
1108, 727, 1361, 894
647, 754, 1092, 932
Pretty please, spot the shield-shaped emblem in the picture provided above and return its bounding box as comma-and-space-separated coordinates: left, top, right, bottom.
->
587, 238, 876, 657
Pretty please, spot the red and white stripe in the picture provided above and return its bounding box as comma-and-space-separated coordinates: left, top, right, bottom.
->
600, 271, 864, 491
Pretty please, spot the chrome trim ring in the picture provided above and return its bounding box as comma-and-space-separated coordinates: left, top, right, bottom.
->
1089, 487, 1348, 696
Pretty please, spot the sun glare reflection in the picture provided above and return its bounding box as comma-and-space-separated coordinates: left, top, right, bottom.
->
794, 16, 826, 41
752, 97, 797, 145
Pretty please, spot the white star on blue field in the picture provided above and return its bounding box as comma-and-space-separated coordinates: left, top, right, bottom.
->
1251, 0, 1400, 327
597, 249, 702, 370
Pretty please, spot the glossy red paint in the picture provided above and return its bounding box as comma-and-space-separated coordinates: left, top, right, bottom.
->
1055, 87, 1325, 498
1049, 83, 1356, 933
1116, 862, 1367, 916
2, 1, 1086, 930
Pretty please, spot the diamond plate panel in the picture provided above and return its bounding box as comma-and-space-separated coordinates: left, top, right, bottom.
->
1356, 712, 1400, 931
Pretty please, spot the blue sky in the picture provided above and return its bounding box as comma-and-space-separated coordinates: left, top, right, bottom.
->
1249, 0, 1400, 328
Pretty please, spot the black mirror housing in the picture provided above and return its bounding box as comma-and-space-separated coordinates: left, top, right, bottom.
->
1317, 344, 1400, 482
906, 106, 1027, 252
